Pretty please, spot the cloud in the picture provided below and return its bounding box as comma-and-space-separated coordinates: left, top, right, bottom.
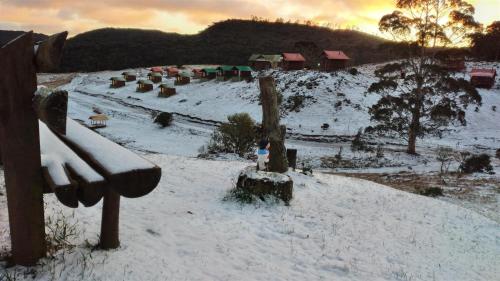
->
0, 0, 496, 36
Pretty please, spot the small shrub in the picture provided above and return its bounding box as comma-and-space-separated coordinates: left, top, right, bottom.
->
207, 113, 257, 157
154, 112, 173, 128
436, 147, 454, 174
376, 144, 384, 158
459, 153, 493, 174
419, 187, 444, 197
348, 68, 359, 75
496, 149, 500, 159
286, 95, 306, 112
351, 129, 371, 152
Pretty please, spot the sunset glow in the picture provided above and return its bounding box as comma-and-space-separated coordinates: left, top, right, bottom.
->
0, 0, 498, 36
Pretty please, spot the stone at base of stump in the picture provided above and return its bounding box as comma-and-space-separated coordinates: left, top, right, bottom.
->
236, 166, 293, 204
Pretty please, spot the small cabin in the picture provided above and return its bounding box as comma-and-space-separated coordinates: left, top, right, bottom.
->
110, 77, 126, 88
150, 66, 163, 74
192, 68, 203, 79
89, 114, 109, 128
148, 72, 163, 83
121, 71, 137, 82
470, 68, 497, 89
320, 50, 350, 71
436, 49, 466, 71
137, 79, 154, 92
158, 84, 176, 98
216, 66, 235, 81
281, 53, 305, 71
232, 66, 253, 81
201, 68, 217, 80
175, 73, 191, 85
248, 54, 282, 70
165, 66, 179, 77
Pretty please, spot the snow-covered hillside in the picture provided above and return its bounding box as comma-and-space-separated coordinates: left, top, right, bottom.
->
62, 62, 500, 150
1, 156, 499, 281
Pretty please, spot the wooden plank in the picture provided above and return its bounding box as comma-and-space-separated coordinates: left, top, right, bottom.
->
57, 118, 161, 198
39, 121, 106, 207
0, 32, 46, 266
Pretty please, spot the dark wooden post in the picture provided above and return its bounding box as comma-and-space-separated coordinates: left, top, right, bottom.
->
33, 90, 68, 135
100, 188, 121, 249
0, 32, 46, 266
259, 76, 288, 173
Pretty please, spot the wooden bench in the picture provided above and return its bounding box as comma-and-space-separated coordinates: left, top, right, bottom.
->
0, 31, 161, 266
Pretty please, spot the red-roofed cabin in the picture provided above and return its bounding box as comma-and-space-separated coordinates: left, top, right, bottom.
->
470, 68, 497, 89
281, 53, 305, 71
320, 50, 350, 71
150, 67, 164, 74
165, 67, 179, 77
192, 68, 203, 79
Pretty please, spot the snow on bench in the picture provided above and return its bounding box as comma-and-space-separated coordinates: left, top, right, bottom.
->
40, 121, 105, 208
58, 118, 161, 198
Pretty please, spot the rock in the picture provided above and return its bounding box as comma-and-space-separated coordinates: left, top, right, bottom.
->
236, 166, 293, 205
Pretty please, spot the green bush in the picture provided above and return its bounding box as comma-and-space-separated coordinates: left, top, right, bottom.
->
154, 112, 173, 128
459, 154, 493, 174
419, 187, 444, 197
348, 68, 359, 75
208, 113, 257, 157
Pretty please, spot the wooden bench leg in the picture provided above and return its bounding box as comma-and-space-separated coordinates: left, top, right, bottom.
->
100, 187, 120, 249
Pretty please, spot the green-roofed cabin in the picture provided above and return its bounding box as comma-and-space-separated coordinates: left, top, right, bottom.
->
110, 77, 126, 88
216, 66, 235, 81
175, 73, 191, 85
231, 66, 253, 82
158, 84, 176, 98
121, 71, 137, 82
249, 54, 282, 70
136, 79, 154, 92
201, 68, 217, 81
148, 72, 163, 83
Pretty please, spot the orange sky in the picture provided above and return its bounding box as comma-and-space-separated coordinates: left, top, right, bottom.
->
0, 0, 498, 36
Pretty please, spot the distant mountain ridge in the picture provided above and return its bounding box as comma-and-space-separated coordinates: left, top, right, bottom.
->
0, 30, 48, 46
2, 20, 408, 72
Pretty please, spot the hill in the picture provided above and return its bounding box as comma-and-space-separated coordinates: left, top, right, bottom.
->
59, 19, 406, 72
0, 30, 48, 46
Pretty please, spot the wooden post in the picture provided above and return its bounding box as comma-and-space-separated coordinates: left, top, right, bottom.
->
33, 90, 68, 135
100, 187, 121, 249
259, 76, 288, 173
0, 32, 46, 266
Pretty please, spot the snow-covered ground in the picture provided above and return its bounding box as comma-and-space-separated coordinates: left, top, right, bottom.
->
1, 156, 499, 281
1, 62, 500, 280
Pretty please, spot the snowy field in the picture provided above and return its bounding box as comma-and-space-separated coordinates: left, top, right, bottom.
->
1, 62, 500, 280
1, 156, 499, 281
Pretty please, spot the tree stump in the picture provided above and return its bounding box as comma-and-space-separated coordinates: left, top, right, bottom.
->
236, 166, 293, 205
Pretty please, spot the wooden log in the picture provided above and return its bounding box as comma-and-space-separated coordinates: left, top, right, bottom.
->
57, 118, 161, 198
39, 122, 106, 207
33, 90, 68, 135
0, 32, 46, 266
99, 187, 121, 249
35, 31, 68, 73
259, 77, 288, 173
42, 165, 78, 208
